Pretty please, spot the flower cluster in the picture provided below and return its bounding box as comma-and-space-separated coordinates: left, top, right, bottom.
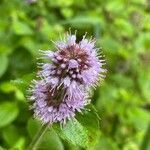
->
29, 32, 106, 124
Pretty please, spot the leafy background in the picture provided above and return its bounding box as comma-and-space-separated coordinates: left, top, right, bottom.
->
0, 0, 150, 149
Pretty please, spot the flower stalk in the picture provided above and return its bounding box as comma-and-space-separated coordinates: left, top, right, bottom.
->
27, 123, 50, 150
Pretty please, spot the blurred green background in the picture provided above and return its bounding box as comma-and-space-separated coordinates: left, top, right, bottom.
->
0, 0, 150, 150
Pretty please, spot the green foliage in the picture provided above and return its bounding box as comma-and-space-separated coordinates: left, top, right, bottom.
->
0, 102, 19, 128
27, 118, 64, 150
0, 55, 8, 78
0, 0, 150, 149
54, 120, 89, 148
54, 106, 100, 149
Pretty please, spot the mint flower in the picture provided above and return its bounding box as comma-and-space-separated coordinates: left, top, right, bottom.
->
29, 80, 89, 124
39, 34, 106, 88
29, 33, 106, 124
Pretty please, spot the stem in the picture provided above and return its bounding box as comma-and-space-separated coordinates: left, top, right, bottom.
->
27, 123, 50, 150
140, 122, 150, 150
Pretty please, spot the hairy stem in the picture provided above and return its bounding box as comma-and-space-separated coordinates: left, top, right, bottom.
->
27, 123, 50, 150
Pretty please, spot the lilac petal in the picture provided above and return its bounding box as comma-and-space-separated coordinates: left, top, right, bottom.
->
67, 35, 76, 45
64, 76, 71, 87
68, 59, 79, 69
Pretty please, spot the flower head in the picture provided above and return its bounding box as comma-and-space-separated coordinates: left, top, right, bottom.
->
29, 32, 106, 125
39, 33, 106, 88
30, 80, 89, 124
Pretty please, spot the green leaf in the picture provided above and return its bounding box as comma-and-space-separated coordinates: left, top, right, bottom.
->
54, 106, 100, 149
138, 70, 150, 101
0, 146, 6, 150
76, 105, 100, 147
114, 18, 134, 37
54, 119, 89, 148
12, 20, 33, 35
127, 108, 150, 130
19, 37, 39, 56
123, 141, 139, 150
0, 102, 19, 128
0, 82, 17, 93
61, 16, 100, 26
0, 81, 25, 101
48, 0, 73, 7
11, 73, 35, 93
11, 137, 26, 150
2, 125, 20, 146
27, 118, 41, 137
61, 8, 73, 18
93, 135, 119, 150
0, 55, 8, 78
9, 49, 35, 78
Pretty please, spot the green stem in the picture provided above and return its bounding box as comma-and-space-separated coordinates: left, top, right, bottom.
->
140, 122, 150, 150
27, 123, 50, 150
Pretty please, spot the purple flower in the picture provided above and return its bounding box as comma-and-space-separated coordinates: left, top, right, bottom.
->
29, 80, 89, 124
39, 33, 106, 88
29, 32, 106, 124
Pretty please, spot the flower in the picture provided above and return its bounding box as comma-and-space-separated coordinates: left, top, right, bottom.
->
29, 80, 89, 124
29, 32, 106, 124
39, 33, 106, 88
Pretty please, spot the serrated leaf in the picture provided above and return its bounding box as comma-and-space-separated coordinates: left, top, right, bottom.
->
54, 105, 100, 149
0, 102, 19, 128
76, 105, 100, 147
54, 119, 89, 148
